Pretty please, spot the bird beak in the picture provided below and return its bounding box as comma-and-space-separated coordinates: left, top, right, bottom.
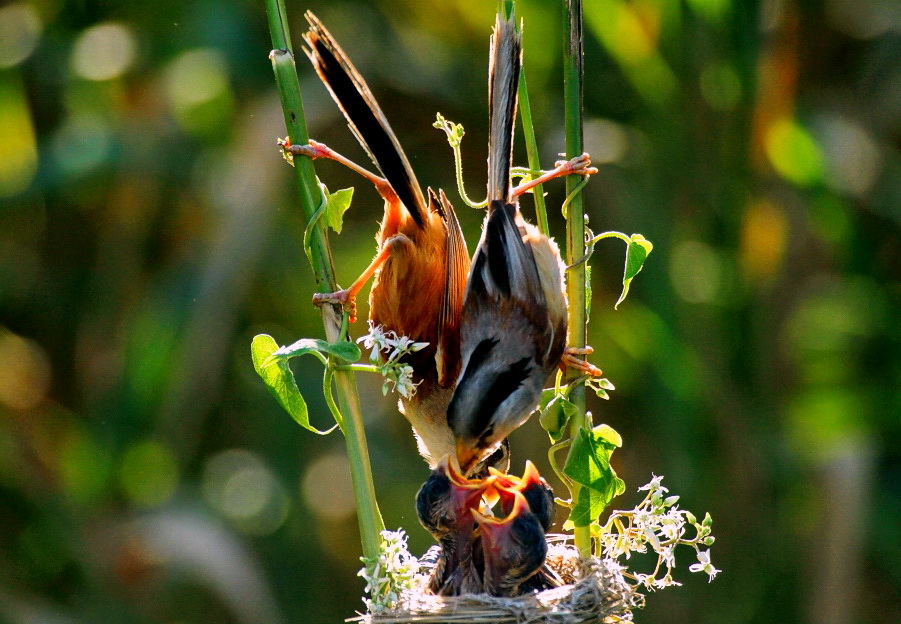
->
520, 460, 543, 488
437, 454, 466, 485
437, 455, 497, 515
471, 490, 529, 552
455, 440, 480, 477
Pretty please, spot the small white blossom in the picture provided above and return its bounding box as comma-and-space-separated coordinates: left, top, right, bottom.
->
358, 529, 419, 613
602, 474, 719, 591
357, 323, 429, 399
358, 322, 389, 361
638, 474, 668, 494
689, 549, 720, 582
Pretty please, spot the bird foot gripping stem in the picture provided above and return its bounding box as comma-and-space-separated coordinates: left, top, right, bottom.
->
312, 289, 358, 324
561, 345, 603, 377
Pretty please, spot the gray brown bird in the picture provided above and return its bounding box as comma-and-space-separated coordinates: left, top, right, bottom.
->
416, 458, 494, 595
447, 13, 597, 475
298, 13, 469, 468
472, 489, 547, 596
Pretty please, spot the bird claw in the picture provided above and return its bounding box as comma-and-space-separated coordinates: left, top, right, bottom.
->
312, 289, 358, 323
287, 139, 332, 159
553, 153, 598, 177
560, 346, 602, 376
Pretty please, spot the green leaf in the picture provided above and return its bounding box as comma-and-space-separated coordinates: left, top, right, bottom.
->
615, 234, 653, 309
539, 394, 578, 442
325, 187, 354, 234
270, 337, 361, 364
251, 334, 338, 435
563, 424, 626, 525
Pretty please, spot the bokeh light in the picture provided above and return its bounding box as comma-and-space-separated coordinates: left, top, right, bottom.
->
0, 3, 42, 68
814, 113, 882, 198
119, 440, 180, 508
203, 449, 290, 536
739, 199, 788, 283
764, 117, 825, 187
584, 118, 630, 164
669, 240, 725, 304
164, 48, 233, 134
50, 113, 113, 176
0, 78, 38, 197
300, 452, 356, 521
0, 329, 51, 410
71, 22, 138, 81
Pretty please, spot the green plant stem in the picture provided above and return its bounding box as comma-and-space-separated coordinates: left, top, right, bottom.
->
518, 68, 550, 235
265, 0, 384, 561
560, 0, 592, 559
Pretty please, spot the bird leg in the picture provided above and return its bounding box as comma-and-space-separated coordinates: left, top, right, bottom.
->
560, 345, 603, 377
288, 140, 398, 202
311, 238, 400, 323
511, 153, 598, 198
297, 139, 408, 323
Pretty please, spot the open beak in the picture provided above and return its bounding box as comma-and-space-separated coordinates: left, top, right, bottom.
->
437, 455, 496, 520
471, 489, 529, 554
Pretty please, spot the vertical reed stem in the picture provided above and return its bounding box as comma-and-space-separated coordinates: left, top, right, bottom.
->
265, 0, 384, 562
561, 0, 592, 558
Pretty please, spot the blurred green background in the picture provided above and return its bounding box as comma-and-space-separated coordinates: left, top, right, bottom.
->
0, 0, 899, 622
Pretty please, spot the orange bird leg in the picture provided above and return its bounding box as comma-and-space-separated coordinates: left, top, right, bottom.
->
511, 153, 599, 199
311, 239, 398, 323
289, 140, 397, 201
560, 345, 603, 377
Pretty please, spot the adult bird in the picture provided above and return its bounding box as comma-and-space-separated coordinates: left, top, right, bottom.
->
296, 13, 469, 468
448, 12, 597, 475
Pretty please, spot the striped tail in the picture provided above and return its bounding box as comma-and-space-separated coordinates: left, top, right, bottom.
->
486, 12, 522, 207
303, 12, 428, 227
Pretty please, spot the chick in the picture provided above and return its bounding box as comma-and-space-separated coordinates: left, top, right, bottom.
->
416, 458, 494, 595
472, 490, 547, 596
489, 460, 556, 533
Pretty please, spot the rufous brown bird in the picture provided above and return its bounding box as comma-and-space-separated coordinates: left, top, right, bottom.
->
416, 457, 494, 595
447, 12, 598, 475
296, 13, 470, 468
472, 489, 547, 596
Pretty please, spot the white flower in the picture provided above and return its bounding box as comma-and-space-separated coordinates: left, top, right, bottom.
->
394, 365, 418, 398
358, 529, 419, 613
689, 549, 720, 582
638, 474, 668, 494
358, 322, 388, 361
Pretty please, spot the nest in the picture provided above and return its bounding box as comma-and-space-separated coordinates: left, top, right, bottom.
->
348, 541, 643, 624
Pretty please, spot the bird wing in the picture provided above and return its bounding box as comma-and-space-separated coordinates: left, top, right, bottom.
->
433, 189, 470, 387
303, 11, 428, 227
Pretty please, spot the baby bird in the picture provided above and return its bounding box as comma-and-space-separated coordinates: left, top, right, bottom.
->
298, 13, 469, 468
472, 489, 547, 596
448, 13, 576, 475
489, 462, 563, 592
489, 460, 556, 533
416, 457, 494, 595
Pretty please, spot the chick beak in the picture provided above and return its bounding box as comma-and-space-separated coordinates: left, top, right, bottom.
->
520, 460, 543, 488
471, 489, 529, 554
437, 456, 496, 522
484, 467, 512, 508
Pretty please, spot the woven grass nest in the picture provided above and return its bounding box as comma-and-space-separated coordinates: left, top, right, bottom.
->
348, 540, 644, 624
